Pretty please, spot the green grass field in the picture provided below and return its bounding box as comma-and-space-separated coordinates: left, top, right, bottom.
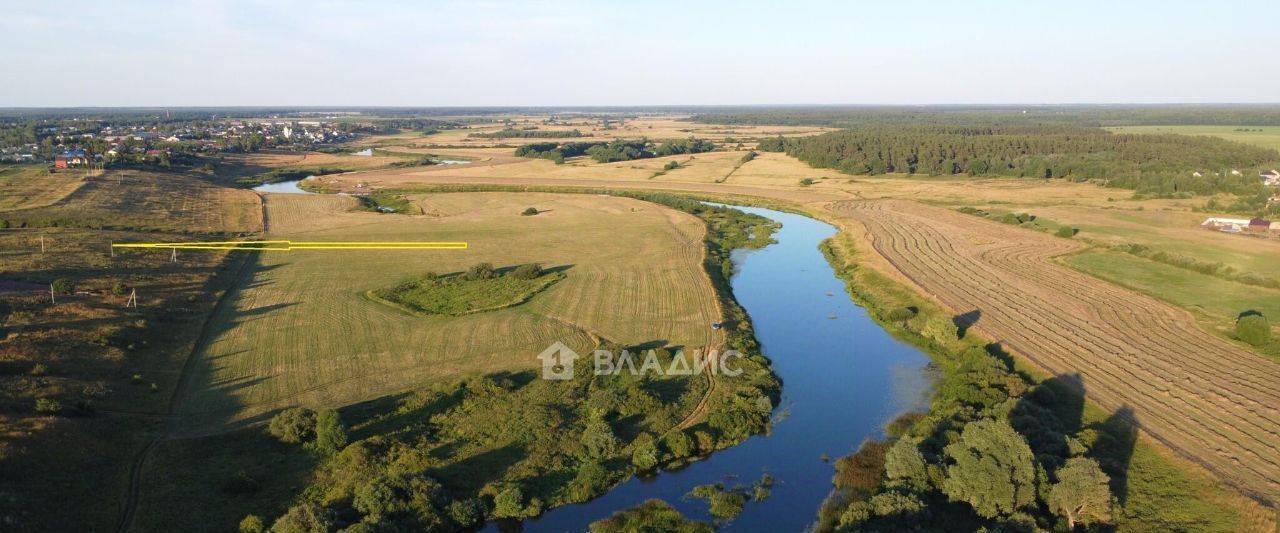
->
1106, 125, 1280, 154
1064, 250, 1280, 357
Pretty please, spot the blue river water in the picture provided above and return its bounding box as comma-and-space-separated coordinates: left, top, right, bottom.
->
507, 205, 935, 531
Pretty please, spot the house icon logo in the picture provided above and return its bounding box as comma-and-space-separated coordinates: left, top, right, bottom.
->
537, 341, 579, 380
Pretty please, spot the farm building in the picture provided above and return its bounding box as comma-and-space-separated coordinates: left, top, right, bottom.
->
1248, 217, 1273, 232
1262, 170, 1280, 186
53, 149, 87, 168
1201, 217, 1252, 232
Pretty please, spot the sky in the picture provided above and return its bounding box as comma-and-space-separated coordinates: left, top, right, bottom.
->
3, 0, 1279, 107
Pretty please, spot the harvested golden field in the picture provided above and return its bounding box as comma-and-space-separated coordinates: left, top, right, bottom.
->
4, 170, 261, 234
213, 150, 406, 176
0, 165, 90, 212
829, 199, 1280, 503
172, 192, 724, 433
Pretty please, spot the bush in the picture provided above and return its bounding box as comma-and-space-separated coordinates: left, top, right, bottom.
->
464, 262, 497, 281
886, 306, 917, 322
663, 160, 681, 171
35, 398, 61, 414
1055, 226, 1078, 238
267, 407, 316, 444
510, 263, 543, 280
51, 278, 74, 294
1235, 314, 1271, 346
522, 207, 539, 216
111, 281, 127, 295
799, 178, 816, 186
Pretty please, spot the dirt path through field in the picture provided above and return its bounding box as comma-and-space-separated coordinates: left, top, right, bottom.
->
830, 199, 1280, 503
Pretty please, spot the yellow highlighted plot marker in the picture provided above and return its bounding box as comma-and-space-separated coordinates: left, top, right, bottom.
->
111, 240, 468, 251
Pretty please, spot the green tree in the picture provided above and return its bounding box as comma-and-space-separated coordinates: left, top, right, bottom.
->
1047, 457, 1114, 530
238, 515, 266, 533
662, 430, 694, 459
923, 315, 959, 343
492, 486, 525, 519
869, 491, 925, 516
1235, 313, 1271, 346
313, 409, 347, 454
510, 263, 543, 280
942, 418, 1037, 518
521, 207, 539, 216
884, 438, 930, 492
582, 417, 620, 459
631, 433, 660, 471
267, 407, 316, 444
464, 262, 497, 281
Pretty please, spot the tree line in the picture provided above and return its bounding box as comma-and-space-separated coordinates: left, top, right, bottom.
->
776, 125, 1278, 196
514, 138, 717, 164
469, 128, 585, 139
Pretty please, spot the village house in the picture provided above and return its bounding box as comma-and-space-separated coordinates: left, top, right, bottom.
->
1262, 170, 1280, 186
1247, 217, 1273, 233
53, 149, 88, 168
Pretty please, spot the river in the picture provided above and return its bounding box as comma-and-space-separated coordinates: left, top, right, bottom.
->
510, 205, 935, 531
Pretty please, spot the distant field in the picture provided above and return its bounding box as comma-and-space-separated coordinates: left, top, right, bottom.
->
3, 170, 262, 233
172, 192, 723, 433
0, 165, 90, 212
211, 150, 411, 183
1106, 125, 1280, 154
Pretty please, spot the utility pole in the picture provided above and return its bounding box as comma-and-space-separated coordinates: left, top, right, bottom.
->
40, 235, 45, 253
126, 288, 137, 308
49, 283, 55, 305
171, 247, 177, 263
109, 240, 114, 258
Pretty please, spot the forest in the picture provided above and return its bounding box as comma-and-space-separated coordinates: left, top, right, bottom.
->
778, 125, 1278, 196
692, 105, 1280, 128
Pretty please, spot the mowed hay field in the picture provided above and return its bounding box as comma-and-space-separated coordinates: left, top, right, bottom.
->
173, 192, 722, 433
0, 165, 90, 211
829, 199, 1280, 503
4, 170, 262, 233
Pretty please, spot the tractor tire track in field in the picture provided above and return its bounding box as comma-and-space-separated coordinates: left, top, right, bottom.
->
116, 250, 262, 533
829, 199, 1280, 504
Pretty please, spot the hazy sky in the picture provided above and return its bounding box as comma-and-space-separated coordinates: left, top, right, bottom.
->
4, 0, 1278, 106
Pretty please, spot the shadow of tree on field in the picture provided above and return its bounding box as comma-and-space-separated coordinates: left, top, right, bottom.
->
1090, 405, 1138, 506
953, 309, 982, 339
433, 443, 527, 493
